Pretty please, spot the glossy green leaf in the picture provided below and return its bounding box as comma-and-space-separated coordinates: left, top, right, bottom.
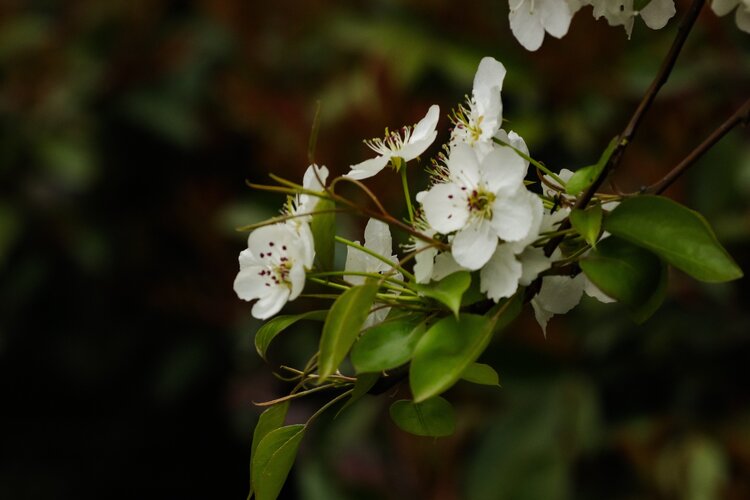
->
570, 205, 603, 247
580, 236, 666, 322
255, 310, 328, 360
389, 397, 455, 437
249, 402, 290, 497
630, 260, 668, 325
318, 281, 379, 382
410, 296, 521, 402
566, 136, 619, 195
414, 271, 471, 317
251, 424, 306, 500
461, 362, 500, 387
350, 315, 427, 373
604, 196, 743, 282
310, 198, 336, 271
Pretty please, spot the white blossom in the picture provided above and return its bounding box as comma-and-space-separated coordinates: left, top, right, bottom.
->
286, 164, 328, 269
345, 218, 402, 327
508, 0, 582, 51
347, 105, 440, 180
420, 142, 541, 270
234, 224, 308, 320
585, 0, 676, 37
451, 57, 506, 158
711, 0, 750, 33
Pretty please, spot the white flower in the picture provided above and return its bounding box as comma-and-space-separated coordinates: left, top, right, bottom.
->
234, 223, 308, 319
451, 57, 506, 157
421, 142, 541, 270
508, 0, 581, 51
585, 0, 676, 37
345, 218, 402, 327
480, 244, 524, 301
347, 105, 440, 180
286, 164, 328, 269
712, 0, 750, 33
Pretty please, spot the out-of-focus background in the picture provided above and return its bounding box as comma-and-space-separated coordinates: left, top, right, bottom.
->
0, 0, 748, 498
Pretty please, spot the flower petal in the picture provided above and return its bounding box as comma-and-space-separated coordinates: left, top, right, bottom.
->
347, 155, 390, 180
639, 0, 675, 29
421, 183, 470, 234
302, 164, 329, 192
410, 104, 440, 143
490, 188, 537, 242
452, 218, 498, 270
432, 252, 468, 281
288, 263, 306, 301
583, 276, 616, 303
480, 244, 522, 301
447, 143, 481, 186
251, 287, 291, 319
479, 143, 528, 194
364, 218, 393, 262
536, 275, 585, 314
414, 247, 438, 284
509, 3, 546, 51
518, 247, 553, 286
736, 3, 750, 33
540, 0, 575, 38
711, 0, 738, 17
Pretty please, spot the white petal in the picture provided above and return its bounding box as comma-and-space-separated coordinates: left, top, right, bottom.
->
447, 143, 481, 186
452, 218, 498, 270
414, 247, 438, 284
508, 192, 545, 253
398, 133, 438, 162
536, 274, 585, 314
302, 164, 329, 192
518, 247, 553, 286
639, 0, 675, 29
233, 266, 266, 301
540, 0, 575, 38
472, 57, 506, 132
251, 287, 290, 319
711, 0, 739, 17
531, 298, 555, 337
410, 104, 440, 143
509, 3, 546, 51
736, 3, 750, 33
288, 263, 306, 301
363, 306, 389, 329
539, 206, 570, 234
480, 143, 528, 194
480, 244, 522, 301
490, 188, 536, 242
344, 241, 367, 286
432, 252, 468, 281
473, 57, 506, 96
347, 155, 390, 180
248, 223, 305, 263
584, 277, 616, 303
294, 222, 316, 269
364, 218, 393, 261
421, 183, 470, 234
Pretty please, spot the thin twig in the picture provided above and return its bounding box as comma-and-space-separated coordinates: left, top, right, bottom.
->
544, 0, 705, 256
645, 98, 750, 194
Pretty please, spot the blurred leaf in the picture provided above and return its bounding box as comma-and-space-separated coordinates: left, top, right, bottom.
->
337, 372, 379, 416
0, 203, 20, 268
410, 296, 521, 402
461, 362, 500, 387
351, 315, 426, 373
252, 424, 306, 500
318, 282, 379, 381
255, 311, 328, 360
605, 196, 743, 282
569, 205, 602, 247
414, 271, 471, 317
580, 236, 666, 323
566, 136, 618, 195
310, 199, 336, 271
0, 15, 50, 60
389, 397, 455, 437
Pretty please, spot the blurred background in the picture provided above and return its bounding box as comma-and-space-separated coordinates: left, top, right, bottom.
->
0, 0, 748, 498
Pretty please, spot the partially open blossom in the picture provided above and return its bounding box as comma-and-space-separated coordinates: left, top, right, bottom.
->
234, 223, 309, 319
508, 0, 581, 51
420, 143, 541, 270
347, 105, 440, 180
286, 164, 329, 268
712, 0, 750, 33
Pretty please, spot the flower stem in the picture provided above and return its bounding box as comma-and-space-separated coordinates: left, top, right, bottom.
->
334, 236, 416, 281
400, 166, 415, 224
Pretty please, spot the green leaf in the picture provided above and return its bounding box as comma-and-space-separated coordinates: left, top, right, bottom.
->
569, 205, 603, 247
566, 136, 619, 196
350, 315, 427, 373
336, 372, 379, 417
310, 198, 336, 271
255, 310, 328, 360
630, 260, 668, 325
580, 236, 666, 322
604, 196, 743, 282
389, 397, 455, 437
251, 424, 306, 500
409, 296, 521, 403
318, 281, 379, 382
461, 362, 500, 387
414, 271, 471, 317
249, 402, 290, 497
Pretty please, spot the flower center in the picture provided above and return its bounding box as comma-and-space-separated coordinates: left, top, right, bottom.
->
467, 188, 495, 219
257, 241, 294, 289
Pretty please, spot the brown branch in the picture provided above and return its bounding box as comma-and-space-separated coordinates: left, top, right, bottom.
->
645, 98, 750, 195
544, 0, 706, 256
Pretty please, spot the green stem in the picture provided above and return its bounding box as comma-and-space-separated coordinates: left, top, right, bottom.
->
307, 277, 351, 292
400, 166, 415, 224
309, 270, 417, 294
307, 389, 355, 424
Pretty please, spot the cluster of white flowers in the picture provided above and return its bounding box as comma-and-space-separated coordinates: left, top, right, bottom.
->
508, 0, 750, 51
234, 56, 616, 333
